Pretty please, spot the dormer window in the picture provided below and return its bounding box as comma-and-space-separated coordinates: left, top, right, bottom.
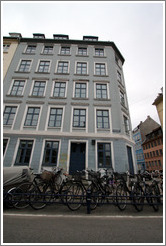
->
83, 36, 98, 41
53, 34, 69, 40
33, 33, 45, 39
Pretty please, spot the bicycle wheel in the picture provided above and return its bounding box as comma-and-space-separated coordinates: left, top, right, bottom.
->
116, 184, 127, 211
13, 182, 33, 209
29, 182, 50, 210
66, 182, 84, 211
132, 185, 144, 212
59, 180, 73, 204
149, 184, 160, 211
105, 184, 116, 205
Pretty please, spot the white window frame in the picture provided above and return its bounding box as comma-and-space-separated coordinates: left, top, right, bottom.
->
122, 113, 131, 137
11, 138, 36, 168
29, 79, 47, 97
95, 140, 115, 171
16, 59, 33, 72
94, 107, 112, 133
94, 47, 105, 57
70, 106, 88, 133
55, 60, 70, 74
59, 46, 71, 55
7, 78, 27, 96
41, 45, 54, 54
38, 139, 61, 172
24, 44, 36, 54
51, 80, 68, 98
94, 81, 110, 99
73, 81, 88, 99
36, 59, 52, 73
75, 61, 88, 75
3, 104, 19, 130
77, 47, 88, 56
45, 105, 65, 132
21, 104, 42, 130
94, 62, 107, 76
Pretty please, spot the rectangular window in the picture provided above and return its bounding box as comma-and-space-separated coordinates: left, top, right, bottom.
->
120, 91, 125, 106
18, 60, 31, 72
42, 141, 59, 166
95, 48, 104, 56
78, 47, 87, 56
75, 83, 86, 98
95, 63, 106, 75
53, 82, 66, 97
3, 106, 17, 125
61, 47, 70, 55
10, 80, 25, 96
24, 107, 40, 126
15, 140, 33, 166
76, 62, 87, 74
57, 61, 69, 73
3, 44, 10, 52
32, 81, 46, 96
124, 116, 130, 134
43, 46, 53, 54
73, 109, 86, 128
37, 61, 50, 73
48, 108, 63, 127
117, 71, 122, 82
3, 139, 8, 155
96, 110, 109, 129
96, 84, 107, 99
98, 143, 112, 168
25, 45, 36, 53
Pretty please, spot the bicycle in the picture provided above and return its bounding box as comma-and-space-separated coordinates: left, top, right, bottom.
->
115, 172, 144, 212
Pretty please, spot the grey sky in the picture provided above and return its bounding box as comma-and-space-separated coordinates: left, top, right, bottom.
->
2, 1, 164, 129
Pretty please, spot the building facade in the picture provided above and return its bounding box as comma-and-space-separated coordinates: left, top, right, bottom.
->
152, 88, 163, 129
3, 33, 21, 79
3, 33, 136, 174
132, 116, 160, 171
142, 126, 163, 172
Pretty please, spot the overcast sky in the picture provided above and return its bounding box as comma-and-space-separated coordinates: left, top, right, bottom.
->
2, 1, 164, 129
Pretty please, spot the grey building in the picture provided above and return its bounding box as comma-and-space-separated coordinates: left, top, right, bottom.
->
3, 33, 136, 174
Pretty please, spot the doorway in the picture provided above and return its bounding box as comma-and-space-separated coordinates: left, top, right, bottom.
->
69, 142, 86, 174
127, 146, 134, 174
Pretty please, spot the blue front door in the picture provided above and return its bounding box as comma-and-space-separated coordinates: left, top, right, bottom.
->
69, 143, 86, 174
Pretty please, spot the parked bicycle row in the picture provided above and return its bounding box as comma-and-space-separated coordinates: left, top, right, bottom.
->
3, 167, 163, 213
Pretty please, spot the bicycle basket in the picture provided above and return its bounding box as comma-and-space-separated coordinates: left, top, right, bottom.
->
40, 170, 53, 181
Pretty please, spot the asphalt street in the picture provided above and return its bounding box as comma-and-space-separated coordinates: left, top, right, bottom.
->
3, 204, 164, 244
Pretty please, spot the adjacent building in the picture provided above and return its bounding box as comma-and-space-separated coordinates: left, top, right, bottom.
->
3, 33, 136, 174
3, 33, 21, 79
152, 88, 163, 129
142, 126, 163, 172
132, 116, 160, 171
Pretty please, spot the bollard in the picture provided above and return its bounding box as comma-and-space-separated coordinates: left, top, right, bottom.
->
86, 190, 92, 214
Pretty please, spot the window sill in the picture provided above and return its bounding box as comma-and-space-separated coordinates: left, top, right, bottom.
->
35, 72, 50, 74
54, 73, 70, 75
6, 94, 23, 98
15, 71, 30, 73
93, 56, 107, 58
58, 54, 71, 56
72, 97, 89, 100
93, 75, 109, 77
94, 98, 111, 101
49, 96, 67, 99
22, 52, 35, 55
28, 95, 45, 98
40, 53, 53, 55
76, 55, 89, 57
74, 74, 89, 76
